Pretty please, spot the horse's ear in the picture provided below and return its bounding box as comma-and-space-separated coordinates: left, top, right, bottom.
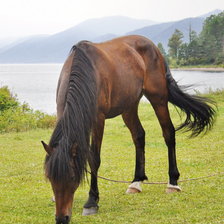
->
41, 141, 53, 155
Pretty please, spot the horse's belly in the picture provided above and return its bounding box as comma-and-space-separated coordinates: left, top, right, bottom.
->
105, 106, 125, 118
103, 92, 142, 119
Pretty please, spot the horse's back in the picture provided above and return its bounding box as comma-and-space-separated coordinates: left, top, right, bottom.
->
57, 35, 166, 119
88, 36, 145, 117
90, 35, 166, 117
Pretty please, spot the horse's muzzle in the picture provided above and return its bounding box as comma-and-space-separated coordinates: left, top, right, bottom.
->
55, 215, 70, 224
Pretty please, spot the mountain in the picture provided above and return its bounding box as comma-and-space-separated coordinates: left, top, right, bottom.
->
199, 9, 222, 18
127, 17, 205, 51
72, 16, 156, 36
92, 33, 118, 43
0, 36, 49, 53
0, 16, 155, 63
127, 9, 223, 51
0, 37, 25, 49
0, 11, 222, 63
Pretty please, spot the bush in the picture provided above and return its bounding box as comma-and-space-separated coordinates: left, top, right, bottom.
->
0, 86, 18, 111
0, 86, 56, 133
35, 111, 56, 129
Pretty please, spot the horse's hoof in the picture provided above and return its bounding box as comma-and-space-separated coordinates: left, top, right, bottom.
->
126, 187, 141, 194
82, 207, 98, 216
166, 184, 182, 193
126, 181, 142, 194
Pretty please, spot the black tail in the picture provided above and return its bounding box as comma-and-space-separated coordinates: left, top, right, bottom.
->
165, 63, 216, 137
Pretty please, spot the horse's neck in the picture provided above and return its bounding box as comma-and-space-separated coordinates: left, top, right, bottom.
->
56, 53, 74, 119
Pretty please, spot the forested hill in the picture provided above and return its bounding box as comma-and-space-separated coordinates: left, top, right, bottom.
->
163, 11, 224, 66
128, 17, 205, 51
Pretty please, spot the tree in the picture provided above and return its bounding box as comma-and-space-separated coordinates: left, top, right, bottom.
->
168, 29, 184, 59
200, 11, 224, 64
187, 31, 203, 64
166, 11, 224, 66
157, 42, 169, 63
177, 43, 188, 65
157, 42, 166, 55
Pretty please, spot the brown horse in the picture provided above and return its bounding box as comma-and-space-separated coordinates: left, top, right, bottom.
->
41, 35, 215, 224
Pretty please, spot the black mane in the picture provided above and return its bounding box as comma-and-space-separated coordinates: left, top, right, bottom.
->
45, 42, 96, 184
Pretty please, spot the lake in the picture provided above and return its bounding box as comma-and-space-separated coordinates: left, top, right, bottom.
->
0, 64, 224, 114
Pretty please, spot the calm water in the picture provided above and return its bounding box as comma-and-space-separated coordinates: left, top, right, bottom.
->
0, 64, 224, 114
0, 64, 62, 114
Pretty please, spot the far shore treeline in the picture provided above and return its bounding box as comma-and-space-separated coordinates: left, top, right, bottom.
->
158, 11, 224, 67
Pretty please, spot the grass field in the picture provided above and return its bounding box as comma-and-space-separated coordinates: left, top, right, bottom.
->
0, 91, 223, 224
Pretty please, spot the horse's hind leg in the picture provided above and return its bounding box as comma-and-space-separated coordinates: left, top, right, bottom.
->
122, 104, 148, 194
144, 91, 181, 193
83, 114, 105, 215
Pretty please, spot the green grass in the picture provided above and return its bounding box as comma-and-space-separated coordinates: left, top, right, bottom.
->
0, 92, 224, 224
170, 64, 224, 69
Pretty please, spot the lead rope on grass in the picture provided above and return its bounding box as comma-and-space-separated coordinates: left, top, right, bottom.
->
87, 171, 224, 185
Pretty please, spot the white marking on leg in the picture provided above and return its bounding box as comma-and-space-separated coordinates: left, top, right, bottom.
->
166, 183, 182, 193
167, 184, 182, 191
126, 181, 142, 194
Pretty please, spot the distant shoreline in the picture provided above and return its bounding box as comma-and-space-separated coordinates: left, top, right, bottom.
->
171, 67, 224, 72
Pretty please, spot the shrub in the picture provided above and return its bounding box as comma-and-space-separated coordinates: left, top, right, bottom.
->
0, 86, 56, 133
0, 86, 18, 112
35, 110, 56, 129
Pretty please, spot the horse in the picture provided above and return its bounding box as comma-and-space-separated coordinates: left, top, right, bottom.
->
41, 35, 215, 224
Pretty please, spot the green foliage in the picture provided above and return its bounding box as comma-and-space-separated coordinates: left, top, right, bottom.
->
0, 86, 56, 132
0, 86, 18, 111
35, 111, 56, 129
168, 11, 224, 66
168, 29, 184, 59
157, 42, 169, 63
200, 12, 224, 64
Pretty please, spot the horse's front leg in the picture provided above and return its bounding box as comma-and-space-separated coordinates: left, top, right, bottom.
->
82, 115, 105, 216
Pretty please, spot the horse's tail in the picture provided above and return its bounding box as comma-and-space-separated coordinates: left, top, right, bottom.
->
165, 62, 216, 137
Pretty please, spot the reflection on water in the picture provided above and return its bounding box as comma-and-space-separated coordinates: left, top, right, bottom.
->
0, 64, 224, 114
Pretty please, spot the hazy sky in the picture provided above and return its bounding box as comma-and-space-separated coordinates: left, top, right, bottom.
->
0, 0, 223, 39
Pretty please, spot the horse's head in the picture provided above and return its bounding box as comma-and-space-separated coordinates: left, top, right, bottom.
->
42, 141, 79, 224
52, 177, 78, 224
